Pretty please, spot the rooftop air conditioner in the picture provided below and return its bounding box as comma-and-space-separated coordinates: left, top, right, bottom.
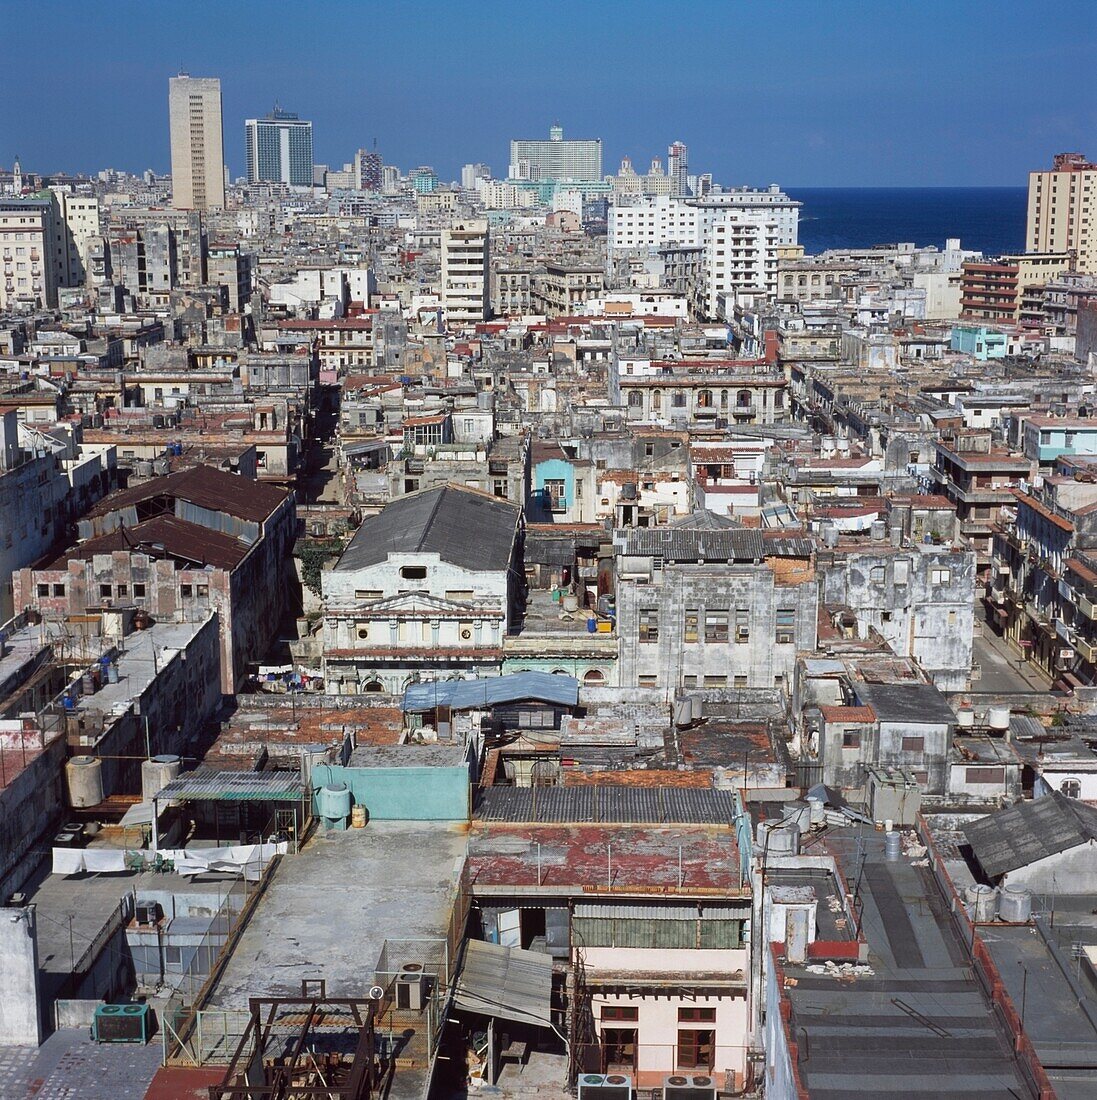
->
92, 1003, 152, 1044
578, 1074, 633, 1100
396, 962, 426, 1011
663, 1074, 717, 1100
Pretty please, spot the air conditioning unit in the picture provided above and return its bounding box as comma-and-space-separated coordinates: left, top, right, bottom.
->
134, 900, 161, 927
92, 1003, 152, 1044
396, 963, 426, 1011
578, 1074, 633, 1100
663, 1074, 717, 1100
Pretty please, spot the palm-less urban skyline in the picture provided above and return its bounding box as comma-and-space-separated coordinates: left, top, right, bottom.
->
3, 0, 1095, 186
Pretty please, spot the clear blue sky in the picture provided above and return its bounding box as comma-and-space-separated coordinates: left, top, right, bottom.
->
2, 0, 1094, 186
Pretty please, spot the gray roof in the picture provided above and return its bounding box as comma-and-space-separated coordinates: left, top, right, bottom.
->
854, 681, 957, 726
452, 939, 552, 1028
622, 527, 764, 562
963, 791, 1097, 878
335, 484, 520, 573
479, 786, 736, 824
404, 671, 578, 713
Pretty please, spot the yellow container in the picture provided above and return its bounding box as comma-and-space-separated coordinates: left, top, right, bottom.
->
350, 804, 367, 828
596, 620, 613, 633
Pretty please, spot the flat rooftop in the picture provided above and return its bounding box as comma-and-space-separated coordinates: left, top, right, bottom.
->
205, 822, 466, 1008
0, 618, 50, 699
778, 830, 1029, 1098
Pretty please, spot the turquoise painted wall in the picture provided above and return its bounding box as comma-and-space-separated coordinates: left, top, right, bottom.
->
311, 762, 471, 822
534, 457, 576, 512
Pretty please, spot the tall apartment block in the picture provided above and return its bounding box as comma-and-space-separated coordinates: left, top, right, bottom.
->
1027, 152, 1097, 274
355, 150, 383, 191
668, 141, 689, 196
169, 74, 226, 211
245, 109, 313, 186
509, 124, 602, 181
441, 219, 490, 325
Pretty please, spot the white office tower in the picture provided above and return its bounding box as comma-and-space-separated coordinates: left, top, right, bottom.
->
168, 74, 225, 211
245, 109, 314, 186
441, 219, 490, 325
668, 141, 689, 196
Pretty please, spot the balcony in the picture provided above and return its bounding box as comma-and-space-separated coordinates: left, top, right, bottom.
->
1078, 593, 1097, 620
1077, 638, 1097, 664
732, 404, 757, 419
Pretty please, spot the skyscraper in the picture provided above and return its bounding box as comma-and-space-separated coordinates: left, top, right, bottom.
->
245, 109, 314, 187
1027, 152, 1097, 274
668, 141, 689, 196
355, 149, 383, 191
168, 74, 225, 211
509, 124, 602, 181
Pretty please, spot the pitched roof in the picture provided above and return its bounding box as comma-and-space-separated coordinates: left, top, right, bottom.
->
335, 483, 520, 572
404, 671, 578, 713
963, 791, 1097, 878
52, 514, 250, 570
86, 465, 289, 524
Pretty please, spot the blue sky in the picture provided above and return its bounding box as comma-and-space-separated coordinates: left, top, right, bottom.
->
2, 0, 1095, 186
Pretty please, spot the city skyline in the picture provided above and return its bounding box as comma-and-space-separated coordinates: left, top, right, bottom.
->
2, 0, 1095, 186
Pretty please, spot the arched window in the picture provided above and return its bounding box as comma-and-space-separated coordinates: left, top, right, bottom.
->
697, 389, 713, 408
652, 389, 663, 411
736, 389, 752, 408
1061, 778, 1082, 799
627, 391, 643, 408
583, 669, 606, 686
720, 389, 729, 409
551, 668, 569, 676
363, 680, 384, 693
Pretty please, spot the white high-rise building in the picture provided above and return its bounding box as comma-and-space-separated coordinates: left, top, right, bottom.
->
461, 163, 491, 190
509, 124, 601, 181
441, 219, 490, 325
169, 74, 225, 211
245, 109, 313, 187
668, 141, 689, 196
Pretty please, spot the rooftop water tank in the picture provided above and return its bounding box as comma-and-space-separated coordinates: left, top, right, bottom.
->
884, 830, 902, 862
317, 783, 352, 830
966, 883, 999, 922
987, 706, 1010, 733
141, 754, 181, 802
67, 756, 103, 809
998, 884, 1033, 923
955, 707, 975, 728
758, 819, 800, 855
299, 744, 329, 789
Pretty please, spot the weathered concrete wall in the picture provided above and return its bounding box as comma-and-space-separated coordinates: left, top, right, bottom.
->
0, 905, 41, 1044
0, 733, 67, 897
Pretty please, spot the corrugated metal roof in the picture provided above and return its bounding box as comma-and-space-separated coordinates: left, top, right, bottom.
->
478, 786, 736, 824
622, 527, 763, 562
156, 769, 304, 802
573, 902, 744, 919
404, 672, 578, 713
453, 939, 553, 1028
963, 790, 1097, 877
56, 514, 250, 570
336, 484, 520, 573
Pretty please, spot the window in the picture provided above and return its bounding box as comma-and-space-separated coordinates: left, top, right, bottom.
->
544, 478, 566, 510
638, 674, 658, 688
180, 584, 192, 597
117, 584, 128, 598
684, 609, 699, 643
967, 766, 1005, 784
52, 583, 65, 597
842, 728, 861, 749
99, 584, 112, 598
930, 567, 951, 585
639, 609, 659, 643
36, 583, 49, 597
775, 608, 795, 644
678, 1007, 716, 1023
1061, 778, 1082, 798
735, 608, 750, 642
400, 566, 427, 580
601, 1005, 639, 1021
901, 735, 925, 752
703, 675, 727, 688
682, 674, 698, 688
870, 566, 885, 583
602, 1028, 638, 1070
705, 610, 728, 642
677, 1029, 714, 1070
733, 675, 747, 688
355, 589, 383, 601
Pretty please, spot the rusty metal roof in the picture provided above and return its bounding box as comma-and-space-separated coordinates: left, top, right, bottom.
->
478, 786, 736, 824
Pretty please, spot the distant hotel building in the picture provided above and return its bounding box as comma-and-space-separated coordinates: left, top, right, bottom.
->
168, 74, 225, 211
1027, 152, 1097, 274
509, 124, 602, 181
245, 109, 313, 187
355, 149, 383, 191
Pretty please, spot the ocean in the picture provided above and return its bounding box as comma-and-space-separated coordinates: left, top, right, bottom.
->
787, 187, 1028, 258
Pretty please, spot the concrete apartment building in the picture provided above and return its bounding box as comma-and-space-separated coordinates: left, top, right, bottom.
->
509, 124, 602, 180
441, 219, 490, 325
1027, 152, 1097, 274
0, 195, 66, 309
13, 466, 296, 694
614, 525, 818, 694
169, 74, 226, 211
960, 252, 1073, 322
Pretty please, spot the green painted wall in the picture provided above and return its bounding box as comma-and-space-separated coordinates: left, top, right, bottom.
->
311, 763, 471, 822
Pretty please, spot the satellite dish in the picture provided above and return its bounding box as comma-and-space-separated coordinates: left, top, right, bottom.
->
369, 985, 386, 1001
